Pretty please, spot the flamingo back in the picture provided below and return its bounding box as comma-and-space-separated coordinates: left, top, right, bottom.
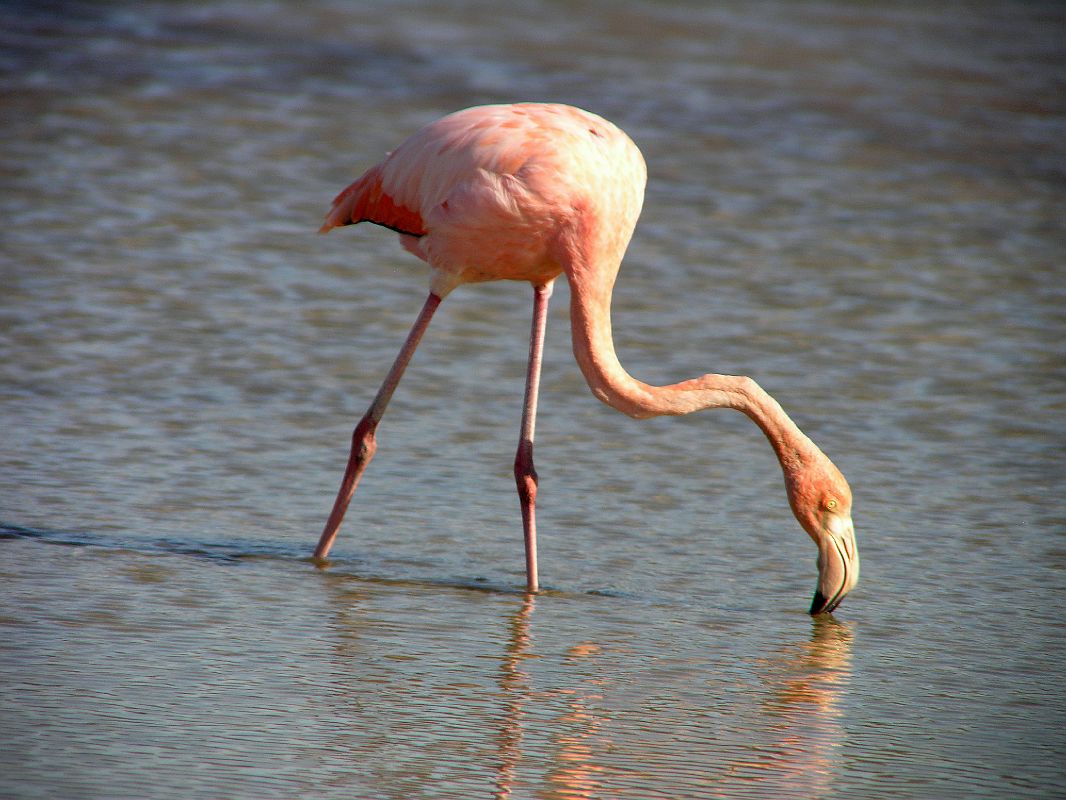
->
320, 103, 647, 295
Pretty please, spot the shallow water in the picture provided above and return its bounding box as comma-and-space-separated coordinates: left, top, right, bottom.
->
2, 1, 1065, 798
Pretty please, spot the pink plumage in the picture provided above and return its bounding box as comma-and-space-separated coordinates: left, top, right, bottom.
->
320, 103, 647, 295
320, 165, 427, 237
313, 103, 858, 614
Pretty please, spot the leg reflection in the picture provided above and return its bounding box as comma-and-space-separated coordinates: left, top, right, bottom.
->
494, 592, 536, 799
494, 594, 609, 800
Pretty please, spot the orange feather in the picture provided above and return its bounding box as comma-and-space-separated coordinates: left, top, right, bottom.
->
320, 165, 426, 236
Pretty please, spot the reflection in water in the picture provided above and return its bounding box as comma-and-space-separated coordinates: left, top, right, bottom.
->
729, 616, 854, 798
494, 592, 535, 799
0, 0, 1060, 796
319, 579, 852, 798
545, 641, 607, 799
494, 594, 609, 799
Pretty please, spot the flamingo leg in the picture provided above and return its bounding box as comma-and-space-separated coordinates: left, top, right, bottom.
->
514, 280, 555, 592
313, 291, 443, 561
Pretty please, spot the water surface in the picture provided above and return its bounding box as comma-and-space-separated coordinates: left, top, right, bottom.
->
2, 1, 1064, 798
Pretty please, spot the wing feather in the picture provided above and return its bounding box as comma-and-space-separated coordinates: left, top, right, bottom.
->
319, 164, 427, 236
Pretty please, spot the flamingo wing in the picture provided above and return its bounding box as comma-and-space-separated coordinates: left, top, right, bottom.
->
319, 163, 428, 236
320, 104, 583, 238
320, 104, 643, 290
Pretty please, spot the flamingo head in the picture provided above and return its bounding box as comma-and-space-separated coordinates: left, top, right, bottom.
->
784, 455, 860, 615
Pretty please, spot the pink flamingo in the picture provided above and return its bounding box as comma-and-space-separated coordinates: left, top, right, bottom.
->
313, 103, 859, 614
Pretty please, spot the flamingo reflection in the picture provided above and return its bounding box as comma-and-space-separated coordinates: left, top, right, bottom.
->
494, 593, 534, 799
724, 615, 854, 797
494, 594, 608, 799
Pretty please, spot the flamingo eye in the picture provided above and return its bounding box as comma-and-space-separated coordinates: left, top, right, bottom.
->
826, 498, 838, 511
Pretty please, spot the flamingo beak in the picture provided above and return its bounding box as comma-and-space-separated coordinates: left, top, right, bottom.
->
809, 514, 859, 615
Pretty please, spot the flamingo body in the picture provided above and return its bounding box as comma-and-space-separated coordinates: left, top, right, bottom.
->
321, 103, 645, 296
314, 103, 859, 614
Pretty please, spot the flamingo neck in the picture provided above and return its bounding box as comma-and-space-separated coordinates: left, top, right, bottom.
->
565, 262, 822, 475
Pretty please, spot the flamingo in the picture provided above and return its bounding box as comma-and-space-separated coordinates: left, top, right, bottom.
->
313, 103, 859, 614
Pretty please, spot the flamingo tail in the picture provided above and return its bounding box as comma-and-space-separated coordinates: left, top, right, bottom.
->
319, 165, 427, 237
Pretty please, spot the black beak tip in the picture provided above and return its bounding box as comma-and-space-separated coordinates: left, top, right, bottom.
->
809, 590, 836, 615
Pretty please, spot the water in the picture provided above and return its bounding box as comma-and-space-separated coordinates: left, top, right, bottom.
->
2, 1, 1064, 797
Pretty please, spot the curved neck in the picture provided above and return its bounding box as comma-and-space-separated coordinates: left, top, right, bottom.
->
565, 257, 821, 474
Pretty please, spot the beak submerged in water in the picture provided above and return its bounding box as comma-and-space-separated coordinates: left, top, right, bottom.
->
810, 514, 859, 615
